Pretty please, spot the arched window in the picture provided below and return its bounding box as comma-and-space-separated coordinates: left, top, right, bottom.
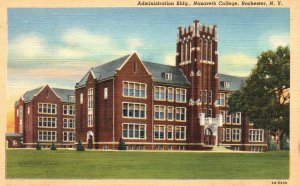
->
104, 88, 108, 99
80, 93, 83, 104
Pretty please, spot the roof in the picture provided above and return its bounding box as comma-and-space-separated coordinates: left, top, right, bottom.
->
218, 74, 247, 91
143, 61, 189, 86
76, 54, 190, 87
22, 85, 75, 103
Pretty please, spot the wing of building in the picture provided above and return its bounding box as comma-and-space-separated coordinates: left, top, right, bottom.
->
11, 20, 268, 151
13, 84, 76, 148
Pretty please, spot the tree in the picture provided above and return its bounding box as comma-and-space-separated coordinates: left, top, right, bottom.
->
50, 143, 57, 150
36, 142, 42, 150
118, 138, 126, 150
76, 140, 85, 151
228, 46, 290, 150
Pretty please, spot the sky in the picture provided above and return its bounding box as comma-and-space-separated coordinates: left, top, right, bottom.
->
7, 8, 290, 132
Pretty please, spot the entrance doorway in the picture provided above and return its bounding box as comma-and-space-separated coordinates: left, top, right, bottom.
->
204, 128, 213, 145
87, 131, 94, 149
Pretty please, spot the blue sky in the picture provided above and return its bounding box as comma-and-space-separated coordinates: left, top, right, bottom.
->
7, 8, 289, 103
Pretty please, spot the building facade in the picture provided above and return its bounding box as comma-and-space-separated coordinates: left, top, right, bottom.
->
74, 20, 268, 151
13, 20, 268, 151
14, 84, 76, 148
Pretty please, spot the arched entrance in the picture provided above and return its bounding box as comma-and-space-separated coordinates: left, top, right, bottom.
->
87, 131, 94, 149
204, 128, 213, 145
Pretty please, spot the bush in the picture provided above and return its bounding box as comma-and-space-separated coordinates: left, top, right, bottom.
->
50, 143, 57, 150
118, 138, 126, 150
76, 140, 85, 151
36, 142, 41, 150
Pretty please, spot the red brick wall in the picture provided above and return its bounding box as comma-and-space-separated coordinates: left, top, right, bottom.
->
16, 85, 75, 147
114, 53, 153, 144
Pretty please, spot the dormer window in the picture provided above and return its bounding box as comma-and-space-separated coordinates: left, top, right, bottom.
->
224, 82, 230, 88
68, 96, 75, 101
221, 81, 230, 88
165, 73, 173, 80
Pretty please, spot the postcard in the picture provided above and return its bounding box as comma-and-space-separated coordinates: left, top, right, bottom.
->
1, 0, 299, 186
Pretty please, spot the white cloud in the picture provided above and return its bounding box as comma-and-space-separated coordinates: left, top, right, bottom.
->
127, 37, 144, 50
164, 52, 176, 66
56, 48, 87, 59
63, 28, 111, 48
268, 33, 289, 49
221, 53, 257, 65
9, 33, 47, 58
219, 53, 257, 77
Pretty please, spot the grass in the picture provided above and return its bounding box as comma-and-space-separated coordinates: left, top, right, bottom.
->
6, 149, 289, 179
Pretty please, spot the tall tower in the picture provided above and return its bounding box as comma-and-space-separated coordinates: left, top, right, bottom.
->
176, 20, 219, 149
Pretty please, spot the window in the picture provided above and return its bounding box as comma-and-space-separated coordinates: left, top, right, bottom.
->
165, 73, 172, 80
175, 126, 186, 140
175, 107, 186, 121
199, 90, 202, 103
63, 105, 75, 115
63, 105, 68, 115
167, 87, 174, 102
154, 125, 165, 140
80, 93, 83, 104
204, 90, 207, 104
167, 106, 174, 121
222, 128, 225, 141
249, 129, 264, 142
68, 96, 75, 101
209, 91, 212, 104
204, 108, 207, 118
88, 88, 93, 127
226, 128, 231, 141
88, 114, 93, 127
220, 110, 226, 124
154, 86, 166, 101
232, 128, 241, 142
63, 132, 76, 142
38, 117, 57, 128
226, 111, 231, 124
167, 125, 173, 140
38, 103, 57, 114
219, 93, 225, 106
63, 118, 75, 129
19, 107, 23, 133
154, 105, 166, 120
123, 82, 146, 98
38, 131, 56, 141
69, 105, 75, 115
122, 123, 146, 139
232, 112, 241, 124
104, 88, 108, 99
134, 61, 137, 73
208, 109, 212, 118
88, 88, 93, 109
224, 81, 230, 88
122, 102, 146, 119
27, 107, 30, 114
63, 118, 68, 128
175, 88, 187, 102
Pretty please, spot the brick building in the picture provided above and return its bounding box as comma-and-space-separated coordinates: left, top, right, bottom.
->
14, 84, 76, 148
13, 20, 268, 151
74, 21, 268, 151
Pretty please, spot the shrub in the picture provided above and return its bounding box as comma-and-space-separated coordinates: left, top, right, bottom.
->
76, 140, 85, 151
50, 143, 57, 150
36, 142, 42, 150
118, 138, 126, 150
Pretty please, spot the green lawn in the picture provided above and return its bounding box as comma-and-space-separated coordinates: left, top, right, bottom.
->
6, 149, 289, 179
